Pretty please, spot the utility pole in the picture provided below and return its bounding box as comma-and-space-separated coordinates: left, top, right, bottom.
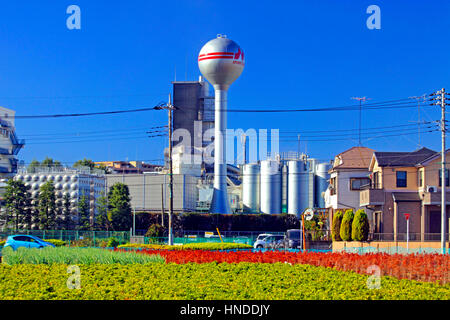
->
351, 96, 370, 146
155, 94, 175, 245
430, 88, 448, 254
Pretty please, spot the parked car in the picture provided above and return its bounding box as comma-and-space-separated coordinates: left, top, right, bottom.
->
284, 229, 302, 249
253, 233, 274, 248
3, 235, 55, 251
263, 235, 286, 249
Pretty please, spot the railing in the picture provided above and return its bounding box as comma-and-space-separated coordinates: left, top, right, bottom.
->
369, 233, 449, 242
0, 229, 130, 246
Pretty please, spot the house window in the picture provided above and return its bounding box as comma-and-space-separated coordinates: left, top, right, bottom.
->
350, 177, 371, 190
330, 177, 336, 195
396, 171, 407, 188
418, 170, 423, 187
438, 169, 449, 187
373, 172, 380, 189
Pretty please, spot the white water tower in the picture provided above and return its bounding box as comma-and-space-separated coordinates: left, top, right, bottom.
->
198, 35, 245, 214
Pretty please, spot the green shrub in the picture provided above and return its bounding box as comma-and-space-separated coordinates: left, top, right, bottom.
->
340, 209, 354, 241
44, 239, 66, 247
118, 242, 253, 251
331, 210, 344, 241
107, 237, 120, 248
145, 224, 165, 238
351, 209, 370, 241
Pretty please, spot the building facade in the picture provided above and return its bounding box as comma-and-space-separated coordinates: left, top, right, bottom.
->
14, 166, 106, 229
0, 106, 24, 178
106, 173, 198, 213
325, 146, 374, 227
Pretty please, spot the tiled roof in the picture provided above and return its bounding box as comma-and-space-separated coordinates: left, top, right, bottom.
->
374, 147, 437, 167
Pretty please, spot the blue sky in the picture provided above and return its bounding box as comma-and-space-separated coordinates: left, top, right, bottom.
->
1, 0, 450, 166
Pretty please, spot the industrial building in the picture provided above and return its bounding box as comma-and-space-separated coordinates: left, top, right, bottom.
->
106, 173, 198, 213
0, 106, 24, 178
13, 166, 106, 229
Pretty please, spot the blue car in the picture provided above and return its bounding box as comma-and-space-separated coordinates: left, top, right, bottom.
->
3, 235, 55, 250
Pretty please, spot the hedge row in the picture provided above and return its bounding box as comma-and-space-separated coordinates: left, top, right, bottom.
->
332, 209, 369, 241
134, 212, 300, 236
118, 242, 253, 251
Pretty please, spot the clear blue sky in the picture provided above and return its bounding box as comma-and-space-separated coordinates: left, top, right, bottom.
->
1, 0, 450, 166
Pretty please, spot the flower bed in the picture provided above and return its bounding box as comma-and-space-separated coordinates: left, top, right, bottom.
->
0, 263, 448, 300
118, 242, 253, 251
129, 249, 450, 284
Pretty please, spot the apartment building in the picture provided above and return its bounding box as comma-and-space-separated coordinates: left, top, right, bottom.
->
360, 147, 450, 241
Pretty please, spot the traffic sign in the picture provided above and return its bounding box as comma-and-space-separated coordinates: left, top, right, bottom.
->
304, 208, 314, 221
404, 213, 410, 221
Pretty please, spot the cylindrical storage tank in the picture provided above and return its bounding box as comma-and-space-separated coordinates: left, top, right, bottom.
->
63, 175, 70, 182
55, 183, 62, 190
287, 160, 309, 216
315, 162, 331, 208
71, 183, 78, 190
260, 160, 281, 214
31, 183, 39, 190
48, 175, 55, 182
15, 175, 23, 181
242, 164, 260, 213
39, 175, 47, 182
71, 176, 78, 182
32, 175, 39, 182
70, 191, 78, 198
24, 175, 31, 182
55, 175, 62, 182
63, 183, 70, 190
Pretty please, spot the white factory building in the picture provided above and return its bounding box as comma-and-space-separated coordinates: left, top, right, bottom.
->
14, 166, 106, 229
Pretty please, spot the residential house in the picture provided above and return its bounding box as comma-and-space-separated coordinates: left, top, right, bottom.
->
360, 147, 450, 241
325, 146, 374, 227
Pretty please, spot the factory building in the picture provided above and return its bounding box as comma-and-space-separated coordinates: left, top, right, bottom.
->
106, 173, 198, 213
0, 106, 24, 178
168, 76, 214, 171
14, 166, 106, 229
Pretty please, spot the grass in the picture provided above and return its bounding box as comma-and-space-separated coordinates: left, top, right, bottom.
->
1, 246, 165, 265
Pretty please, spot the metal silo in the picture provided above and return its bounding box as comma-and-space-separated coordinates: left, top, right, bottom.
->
287, 160, 306, 216
242, 163, 260, 213
260, 160, 281, 214
287, 159, 316, 217
315, 162, 331, 208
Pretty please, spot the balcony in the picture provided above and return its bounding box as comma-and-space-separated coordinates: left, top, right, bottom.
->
360, 186, 385, 207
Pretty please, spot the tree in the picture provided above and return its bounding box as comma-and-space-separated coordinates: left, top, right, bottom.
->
27, 159, 41, 173
37, 181, 57, 229
340, 209, 354, 241
73, 158, 96, 170
94, 194, 110, 231
107, 183, 132, 231
41, 157, 62, 168
331, 210, 344, 241
77, 193, 91, 231
62, 193, 72, 230
4, 179, 31, 230
351, 209, 370, 241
